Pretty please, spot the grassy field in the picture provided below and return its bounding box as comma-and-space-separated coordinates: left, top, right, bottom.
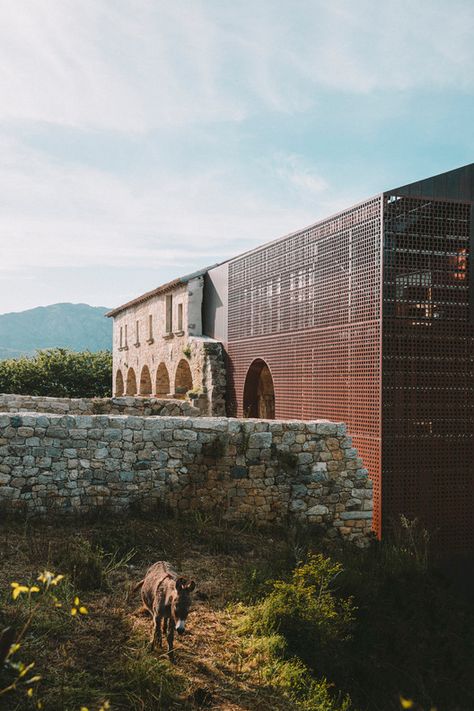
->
1, 511, 473, 711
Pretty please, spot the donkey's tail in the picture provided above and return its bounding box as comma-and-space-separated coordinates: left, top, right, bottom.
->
132, 578, 145, 593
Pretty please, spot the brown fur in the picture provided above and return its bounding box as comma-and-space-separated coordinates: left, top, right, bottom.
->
135, 561, 195, 661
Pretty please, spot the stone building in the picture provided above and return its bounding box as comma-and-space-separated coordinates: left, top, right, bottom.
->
106, 271, 226, 416
108, 162, 474, 553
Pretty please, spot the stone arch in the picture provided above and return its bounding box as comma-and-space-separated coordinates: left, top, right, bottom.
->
243, 359, 275, 419
126, 367, 137, 396
174, 359, 193, 399
115, 369, 124, 396
156, 362, 170, 398
139, 365, 152, 396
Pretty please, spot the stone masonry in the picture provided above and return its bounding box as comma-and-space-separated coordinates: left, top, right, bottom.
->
0, 394, 200, 418
0, 412, 373, 546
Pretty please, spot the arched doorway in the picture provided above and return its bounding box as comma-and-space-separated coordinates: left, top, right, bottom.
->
115, 369, 124, 396
243, 359, 275, 419
156, 363, 170, 398
139, 365, 152, 396
174, 359, 193, 399
126, 367, 137, 396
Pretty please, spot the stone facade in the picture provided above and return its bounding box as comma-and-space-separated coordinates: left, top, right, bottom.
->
0, 394, 200, 417
108, 276, 226, 416
0, 412, 373, 546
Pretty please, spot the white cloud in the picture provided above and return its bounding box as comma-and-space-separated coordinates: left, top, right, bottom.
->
0, 138, 346, 277
0, 1, 472, 132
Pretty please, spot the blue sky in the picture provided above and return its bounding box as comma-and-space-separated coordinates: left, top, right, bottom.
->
0, 0, 473, 313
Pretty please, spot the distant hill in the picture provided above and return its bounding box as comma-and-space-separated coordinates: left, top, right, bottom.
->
0, 303, 112, 359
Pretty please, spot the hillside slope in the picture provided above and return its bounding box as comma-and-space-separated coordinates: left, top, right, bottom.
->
0, 303, 112, 358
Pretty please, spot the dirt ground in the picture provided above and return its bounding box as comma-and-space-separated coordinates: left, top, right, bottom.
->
0, 513, 296, 710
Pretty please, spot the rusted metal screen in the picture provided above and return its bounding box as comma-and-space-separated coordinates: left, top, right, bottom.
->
227, 198, 383, 534
382, 196, 473, 552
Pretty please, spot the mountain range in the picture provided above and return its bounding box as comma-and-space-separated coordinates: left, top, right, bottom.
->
0, 303, 112, 359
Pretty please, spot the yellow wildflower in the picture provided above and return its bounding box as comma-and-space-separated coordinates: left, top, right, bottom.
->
71, 596, 88, 616
400, 698, 414, 709
11, 582, 40, 600
37, 571, 64, 587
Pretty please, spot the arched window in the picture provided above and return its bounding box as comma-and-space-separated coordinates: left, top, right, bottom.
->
126, 367, 137, 396
243, 359, 275, 419
174, 359, 193, 399
115, 369, 124, 397
139, 365, 152, 396
156, 363, 170, 398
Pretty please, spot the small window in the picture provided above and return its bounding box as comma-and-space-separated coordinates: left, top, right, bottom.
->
124, 324, 128, 347
135, 320, 140, 346
177, 303, 183, 332
165, 294, 173, 334
148, 314, 153, 340
119, 326, 123, 349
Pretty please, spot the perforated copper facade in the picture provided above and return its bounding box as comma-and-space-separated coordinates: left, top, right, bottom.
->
227, 197, 384, 533
223, 164, 474, 552
382, 195, 473, 552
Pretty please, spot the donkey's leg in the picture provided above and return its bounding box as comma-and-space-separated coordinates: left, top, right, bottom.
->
151, 613, 162, 649
167, 623, 175, 663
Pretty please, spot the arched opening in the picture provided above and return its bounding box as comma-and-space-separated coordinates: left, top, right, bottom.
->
139, 365, 152, 396
156, 362, 170, 398
174, 359, 193, 399
126, 367, 137, 396
115, 369, 124, 397
243, 359, 275, 419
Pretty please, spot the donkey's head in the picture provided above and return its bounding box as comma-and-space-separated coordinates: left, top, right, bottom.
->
171, 577, 195, 635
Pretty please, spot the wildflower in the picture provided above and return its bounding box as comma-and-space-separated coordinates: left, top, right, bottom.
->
400, 698, 414, 709
18, 661, 35, 678
10, 583, 40, 600
37, 571, 64, 588
71, 596, 88, 616
51, 595, 62, 608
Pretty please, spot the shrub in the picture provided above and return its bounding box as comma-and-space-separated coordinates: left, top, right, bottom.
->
244, 554, 355, 670
0, 348, 112, 398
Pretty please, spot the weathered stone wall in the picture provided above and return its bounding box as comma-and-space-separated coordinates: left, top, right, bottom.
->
0, 394, 200, 417
0, 413, 372, 545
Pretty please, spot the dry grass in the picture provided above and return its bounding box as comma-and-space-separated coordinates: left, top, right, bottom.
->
0, 513, 296, 711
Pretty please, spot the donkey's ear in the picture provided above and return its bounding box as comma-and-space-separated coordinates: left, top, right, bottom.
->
176, 577, 186, 591
187, 580, 196, 592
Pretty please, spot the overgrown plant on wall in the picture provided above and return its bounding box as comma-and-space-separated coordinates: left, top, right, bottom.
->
0, 349, 112, 398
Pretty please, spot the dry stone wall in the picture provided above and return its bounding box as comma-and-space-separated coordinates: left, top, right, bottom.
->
0, 394, 199, 417
0, 412, 373, 546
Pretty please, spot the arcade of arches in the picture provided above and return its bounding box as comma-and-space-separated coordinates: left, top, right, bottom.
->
112, 339, 226, 415
117, 361, 193, 400
243, 359, 275, 419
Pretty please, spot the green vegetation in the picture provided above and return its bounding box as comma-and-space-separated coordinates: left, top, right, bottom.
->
0, 348, 112, 397
1, 513, 472, 710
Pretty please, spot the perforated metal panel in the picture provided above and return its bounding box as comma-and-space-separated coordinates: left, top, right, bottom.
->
382, 196, 473, 552
227, 197, 383, 534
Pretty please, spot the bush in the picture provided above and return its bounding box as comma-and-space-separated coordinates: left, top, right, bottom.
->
0, 348, 112, 398
237, 554, 355, 710
245, 554, 355, 668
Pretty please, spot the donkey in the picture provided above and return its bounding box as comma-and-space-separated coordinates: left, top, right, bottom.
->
135, 561, 195, 661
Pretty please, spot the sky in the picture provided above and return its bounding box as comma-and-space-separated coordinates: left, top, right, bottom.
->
0, 0, 473, 314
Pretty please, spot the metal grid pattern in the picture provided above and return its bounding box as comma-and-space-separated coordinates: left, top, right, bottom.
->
382, 196, 473, 552
227, 197, 383, 534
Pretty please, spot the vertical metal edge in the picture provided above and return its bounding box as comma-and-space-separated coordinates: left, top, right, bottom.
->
378, 193, 385, 539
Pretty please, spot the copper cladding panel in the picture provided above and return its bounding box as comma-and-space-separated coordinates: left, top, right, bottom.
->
227, 198, 383, 534
382, 196, 473, 552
